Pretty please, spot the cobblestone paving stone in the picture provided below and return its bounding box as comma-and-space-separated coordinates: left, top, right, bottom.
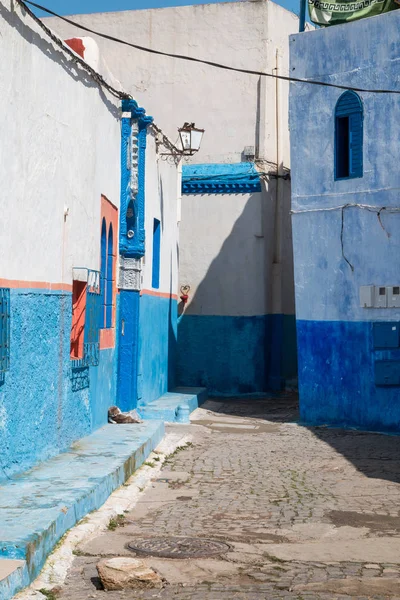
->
57, 395, 400, 599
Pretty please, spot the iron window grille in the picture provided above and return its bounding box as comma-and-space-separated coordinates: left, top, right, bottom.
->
84, 269, 101, 367
71, 269, 101, 369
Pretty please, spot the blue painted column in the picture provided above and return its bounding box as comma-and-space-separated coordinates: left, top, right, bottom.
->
117, 99, 153, 411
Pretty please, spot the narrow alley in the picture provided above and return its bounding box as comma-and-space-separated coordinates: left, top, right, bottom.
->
43, 396, 400, 600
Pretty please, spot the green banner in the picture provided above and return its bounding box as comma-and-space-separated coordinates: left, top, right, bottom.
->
309, 0, 398, 26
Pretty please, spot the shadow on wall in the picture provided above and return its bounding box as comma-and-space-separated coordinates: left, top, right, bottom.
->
177, 186, 297, 396
1, 1, 120, 119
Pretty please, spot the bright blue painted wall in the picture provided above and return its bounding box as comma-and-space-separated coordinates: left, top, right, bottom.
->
290, 13, 400, 431
117, 290, 140, 412
0, 289, 117, 481
177, 314, 297, 395
90, 347, 117, 429
298, 320, 400, 432
137, 294, 177, 406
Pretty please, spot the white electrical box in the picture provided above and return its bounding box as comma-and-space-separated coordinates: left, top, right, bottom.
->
374, 286, 388, 308
244, 146, 255, 158
387, 286, 400, 308
360, 286, 374, 308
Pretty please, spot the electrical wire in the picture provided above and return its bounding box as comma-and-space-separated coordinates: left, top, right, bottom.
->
291, 202, 400, 271
13, 0, 181, 155
291, 203, 400, 214
21, 0, 400, 95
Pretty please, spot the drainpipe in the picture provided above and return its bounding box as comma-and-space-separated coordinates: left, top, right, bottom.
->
177, 159, 182, 226
268, 49, 284, 391
299, 0, 306, 32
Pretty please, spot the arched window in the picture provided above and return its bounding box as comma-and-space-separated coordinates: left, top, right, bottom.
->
106, 224, 114, 328
335, 91, 363, 180
152, 218, 161, 290
100, 218, 107, 329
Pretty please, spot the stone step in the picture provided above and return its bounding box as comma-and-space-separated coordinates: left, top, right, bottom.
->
138, 387, 207, 422
0, 560, 28, 600
0, 421, 164, 600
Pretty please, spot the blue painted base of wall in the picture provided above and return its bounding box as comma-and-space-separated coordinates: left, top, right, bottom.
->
118, 290, 140, 412
138, 294, 177, 406
297, 319, 400, 432
0, 289, 117, 481
0, 420, 164, 600
177, 314, 297, 396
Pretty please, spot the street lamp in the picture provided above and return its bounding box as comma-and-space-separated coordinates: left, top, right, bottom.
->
178, 123, 205, 156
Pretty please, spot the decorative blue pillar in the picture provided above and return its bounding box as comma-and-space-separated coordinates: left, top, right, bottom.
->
117, 99, 153, 411
120, 98, 154, 259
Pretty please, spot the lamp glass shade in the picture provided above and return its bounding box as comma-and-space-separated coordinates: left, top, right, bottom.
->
190, 129, 204, 152
179, 130, 191, 151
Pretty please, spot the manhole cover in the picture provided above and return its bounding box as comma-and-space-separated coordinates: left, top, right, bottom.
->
127, 537, 230, 559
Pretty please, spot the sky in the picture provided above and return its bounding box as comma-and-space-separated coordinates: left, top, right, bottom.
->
31, 0, 301, 20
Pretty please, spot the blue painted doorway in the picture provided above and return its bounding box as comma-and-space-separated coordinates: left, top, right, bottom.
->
117, 290, 140, 412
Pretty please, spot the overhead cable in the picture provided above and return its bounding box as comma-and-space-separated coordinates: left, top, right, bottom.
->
21, 0, 400, 95
15, 0, 127, 100
14, 0, 181, 154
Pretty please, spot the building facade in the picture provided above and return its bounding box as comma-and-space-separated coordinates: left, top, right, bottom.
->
290, 10, 400, 431
46, 0, 301, 395
0, 1, 179, 480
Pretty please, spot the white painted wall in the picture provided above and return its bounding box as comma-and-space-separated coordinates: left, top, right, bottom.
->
142, 131, 179, 295
0, 1, 120, 286
44, 0, 298, 167
45, 0, 298, 316
180, 192, 266, 316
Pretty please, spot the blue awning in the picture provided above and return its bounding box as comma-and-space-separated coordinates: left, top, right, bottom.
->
182, 163, 262, 195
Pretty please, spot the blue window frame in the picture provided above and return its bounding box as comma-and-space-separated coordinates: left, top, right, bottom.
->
335, 91, 363, 180
152, 218, 161, 290
100, 218, 107, 329
0, 288, 10, 373
106, 224, 114, 328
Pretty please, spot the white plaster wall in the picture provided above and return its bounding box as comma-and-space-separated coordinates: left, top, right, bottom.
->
0, 1, 120, 285
44, 1, 298, 168
142, 131, 179, 295
45, 0, 298, 316
180, 192, 266, 317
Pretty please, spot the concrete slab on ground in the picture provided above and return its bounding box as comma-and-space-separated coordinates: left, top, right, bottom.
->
0, 421, 164, 600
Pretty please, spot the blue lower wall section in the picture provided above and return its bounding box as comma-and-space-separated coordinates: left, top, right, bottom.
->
90, 347, 117, 430
138, 294, 177, 406
0, 289, 117, 481
177, 314, 297, 395
297, 319, 400, 432
117, 290, 140, 412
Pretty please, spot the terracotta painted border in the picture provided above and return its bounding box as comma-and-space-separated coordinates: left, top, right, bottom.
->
0, 279, 73, 292
141, 289, 178, 300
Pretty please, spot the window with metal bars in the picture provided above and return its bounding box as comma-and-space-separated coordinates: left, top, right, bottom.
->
70, 270, 101, 368
84, 270, 101, 367
0, 288, 10, 373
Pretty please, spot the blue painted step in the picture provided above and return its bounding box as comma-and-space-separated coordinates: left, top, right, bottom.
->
0, 421, 164, 600
138, 387, 207, 423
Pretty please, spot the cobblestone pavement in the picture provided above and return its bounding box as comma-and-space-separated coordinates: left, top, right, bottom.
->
55, 395, 400, 599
